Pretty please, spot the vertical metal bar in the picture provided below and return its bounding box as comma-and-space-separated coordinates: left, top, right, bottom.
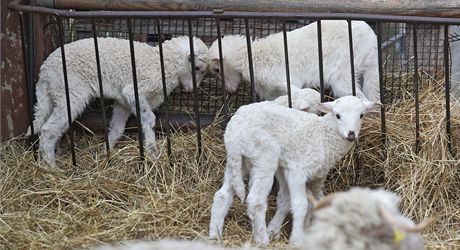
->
91, 21, 110, 155
187, 18, 202, 161
26, 13, 35, 105
57, 16, 77, 166
347, 19, 356, 96
156, 19, 172, 157
127, 18, 145, 161
413, 24, 420, 154
376, 22, 387, 150
317, 20, 325, 102
215, 17, 229, 124
19, 12, 37, 155
443, 24, 452, 153
244, 18, 257, 103
282, 19, 292, 108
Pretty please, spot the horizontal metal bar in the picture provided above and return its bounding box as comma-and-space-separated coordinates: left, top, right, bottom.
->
8, 0, 460, 25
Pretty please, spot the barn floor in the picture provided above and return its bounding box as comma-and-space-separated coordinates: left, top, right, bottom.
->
0, 84, 459, 250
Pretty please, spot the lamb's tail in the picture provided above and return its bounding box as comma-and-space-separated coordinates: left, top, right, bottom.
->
228, 148, 245, 202
26, 78, 52, 135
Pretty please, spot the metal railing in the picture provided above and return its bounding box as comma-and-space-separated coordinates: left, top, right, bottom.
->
9, 0, 459, 166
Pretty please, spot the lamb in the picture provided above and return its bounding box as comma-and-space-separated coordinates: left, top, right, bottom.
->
92, 239, 258, 250
303, 187, 433, 250
271, 87, 321, 112
209, 95, 380, 246
28, 36, 208, 166
208, 20, 380, 102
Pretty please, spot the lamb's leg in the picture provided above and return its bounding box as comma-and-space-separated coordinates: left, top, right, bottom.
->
246, 170, 275, 246
305, 176, 326, 227
209, 167, 234, 239
285, 168, 308, 247
122, 86, 157, 156
267, 168, 290, 239
108, 102, 131, 149
39, 101, 87, 166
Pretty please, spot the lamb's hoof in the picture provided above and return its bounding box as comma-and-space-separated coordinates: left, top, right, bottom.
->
289, 235, 304, 248
254, 234, 269, 246
144, 142, 158, 157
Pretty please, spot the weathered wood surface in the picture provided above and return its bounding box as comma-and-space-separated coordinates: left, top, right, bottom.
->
35, 0, 460, 17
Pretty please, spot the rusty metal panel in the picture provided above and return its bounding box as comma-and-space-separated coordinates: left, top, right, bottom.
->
1, 0, 28, 140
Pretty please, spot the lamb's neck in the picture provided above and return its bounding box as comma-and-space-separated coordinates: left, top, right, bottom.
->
156, 42, 184, 95
229, 42, 251, 82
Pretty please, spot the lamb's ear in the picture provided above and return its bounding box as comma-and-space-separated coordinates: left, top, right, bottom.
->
211, 58, 220, 64
315, 101, 335, 114
363, 101, 382, 113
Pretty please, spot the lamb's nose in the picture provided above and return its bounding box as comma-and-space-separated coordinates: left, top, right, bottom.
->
346, 131, 356, 142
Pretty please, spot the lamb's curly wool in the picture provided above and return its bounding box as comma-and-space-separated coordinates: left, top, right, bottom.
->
303, 187, 425, 250
208, 20, 379, 101
209, 96, 380, 246
29, 36, 208, 166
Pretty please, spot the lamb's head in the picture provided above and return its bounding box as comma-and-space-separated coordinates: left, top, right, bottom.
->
175, 36, 209, 92
307, 188, 432, 250
316, 95, 381, 142
208, 35, 247, 94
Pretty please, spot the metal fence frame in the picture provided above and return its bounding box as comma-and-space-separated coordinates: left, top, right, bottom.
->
9, 0, 459, 166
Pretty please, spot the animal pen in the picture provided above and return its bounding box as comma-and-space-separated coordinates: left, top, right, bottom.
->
2, 0, 460, 249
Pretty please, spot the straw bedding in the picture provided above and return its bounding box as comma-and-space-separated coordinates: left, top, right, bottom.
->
0, 83, 459, 249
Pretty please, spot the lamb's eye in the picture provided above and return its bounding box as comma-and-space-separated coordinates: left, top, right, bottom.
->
214, 68, 220, 74
194, 66, 201, 72
360, 113, 364, 119
336, 114, 341, 119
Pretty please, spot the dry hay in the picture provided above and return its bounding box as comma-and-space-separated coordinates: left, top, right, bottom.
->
1, 83, 459, 250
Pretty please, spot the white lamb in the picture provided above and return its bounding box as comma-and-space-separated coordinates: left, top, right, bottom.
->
303, 187, 432, 250
271, 87, 321, 112
92, 239, 258, 250
209, 95, 380, 246
208, 20, 380, 102
28, 36, 208, 166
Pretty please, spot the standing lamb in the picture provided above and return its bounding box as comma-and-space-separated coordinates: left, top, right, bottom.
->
303, 187, 432, 250
209, 95, 380, 246
29, 36, 208, 166
208, 20, 380, 101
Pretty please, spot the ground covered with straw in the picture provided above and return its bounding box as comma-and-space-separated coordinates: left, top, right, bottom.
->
1, 83, 459, 249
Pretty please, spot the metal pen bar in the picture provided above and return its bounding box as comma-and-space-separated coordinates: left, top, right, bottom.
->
244, 18, 257, 103
19, 12, 37, 155
347, 19, 356, 96
156, 18, 172, 157
443, 24, 452, 153
127, 18, 145, 161
215, 18, 229, 125
413, 24, 420, 154
282, 19, 292, 108
91, 21, 110, 155
187, 18, 202, 161
317, 20, 325, 102
57, 16, 77, 166
376, 22, 387, 150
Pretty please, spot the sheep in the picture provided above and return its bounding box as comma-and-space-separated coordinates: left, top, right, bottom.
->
92, 239, 258, 250
450, 25, 460, 101
303, 187, 433, 250
208, 20, 380, 102
28, 36, 208, 166
271, 87, 321, 112
209, 95, 380, 246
